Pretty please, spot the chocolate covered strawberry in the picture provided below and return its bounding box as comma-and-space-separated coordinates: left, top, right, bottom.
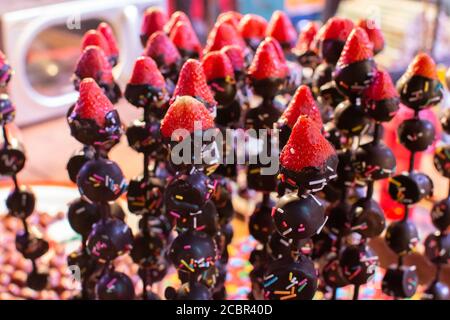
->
279, 115, 338, 193
266, 10, 297, 50
247, 37, 288, 99
172, 59, 217, 114
160, 96, 215, 140
68, 78, 122, 147
144, 31, 181, 79
164, 11, 190, 35
169, 21, 202, 60
97, 22, 119, 66
334, 27, 376, 98
238, 14, 268, 50
278, 85, 322, 148
125, 56, 169, 117
74, 46, 121, 104
397, 52, 443, 110
0, 50, 12, 87
140, 7, 168, 47
316, 17, 354, 64
204, 20, 246, 54
202, 51, 236, 107
363, 69, 399, 122
221, 45, 245, 76
294, 22, 320, 68
81, 30, 112, 62
357, 19, 384, 55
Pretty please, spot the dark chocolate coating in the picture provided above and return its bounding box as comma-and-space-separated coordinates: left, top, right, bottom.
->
130, 232, 166, 267
326, 201, 353, 236
138, 214, 173, 239
422, 281, 450, 300
319, 39, 345, 65
388, 172, 433, 205
397, 74, 443, 111
208, 78, 237, 107
279, 154, 338, 195
68, 109, 122, 148
311, 231, 335, 260
247, 163, 279, 193
0, 93, 15, 125
334, 100, 371, 136
363, 97, 399, 122
124, 84, 169, 119
433, 144, 450, 178
322, 258, 350, 288
166, 282, 212, 300
67, 249, 98, 278
424, 232, 450, 264
430, 197, 450, 231
126, 119, 167, 157
15, 232, 49, 260
319, 80, 346, 109
138, 260, 168, 285
249, 77, 285, 100
382, 265, 418, 298
352, 142, 396, 181
215, 98, 242, 128
398, 118, 435, 152
340, 244, 378, 285
67, 197, 101, 237
244, 99, 282, 130
263, 256, 318, 300
215, 196, 235, 226
385, 220, 419, 255
350, 198, 386, 238
296, 50, 320, 69
249, 244, 269, 267
0, 144, 26, 176
249, 198, 276, 244
6, 187, 35, 219
164, 170, 215, 216
267, 231, 294, 260
96, 271, 135, 300
440, 108, 450, 135
175, 200, 219, 237
0, 62, 13, 87
87, 218, 134, 261
66, 147, 95, 183
168, 230, 217, 273
334, 60, 376, 98
127, 176, 165, 215
273, 193, 325, 240
26, 271, 48, 291
77, 158, 126, 203
313, 63, 333, 92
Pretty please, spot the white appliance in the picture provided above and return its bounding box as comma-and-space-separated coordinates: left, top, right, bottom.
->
1, 0, 164, 126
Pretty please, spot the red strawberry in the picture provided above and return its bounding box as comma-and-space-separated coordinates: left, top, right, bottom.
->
74, 78, 114, 126
266, 37, 286, 62
317, 17, 354, 42
169, 21, 202, 57
141, 7, 168, 39
75, 46, 113, 83
280, 85, 322, 128
266, 10, 297, 46
172, 59, 217, 107
238, 14, 268, 40
280, 116, 336, 172
97, 22, 119, 56
202, 51, 234, 81
364, 69, 398, 101
337, 27, 373, 68
164, 11, 190, 35
248, 38, 288, 80
295, 22, 319, 53
129, 56, 165, 88
204, 20, 246, 53
221, 45, 245, 72
144, 31, 181, 67
217, 11, 242, 30
160, 96, 215, 139
357, 19, 384, 54
405, 52, 438, 80
81, 30, 111, 56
